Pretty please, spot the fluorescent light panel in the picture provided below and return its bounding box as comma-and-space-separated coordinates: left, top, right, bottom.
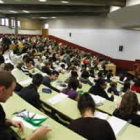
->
0, 0, 4, 3
39, 0, 47, 2
61, 1, 69, 4
110, 6, 121, 12
10, 10, 18, 13
22, 10, 30, 13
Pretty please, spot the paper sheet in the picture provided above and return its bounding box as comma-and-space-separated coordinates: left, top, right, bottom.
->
47, 93, 68, 105
94, 111, 108, 120
108, 116, 127, 135
12, 68, 18, 72
90, 94, 105, 105
12, 111, 47, 130
56, 85, 64, 90
19, 79, 32, 85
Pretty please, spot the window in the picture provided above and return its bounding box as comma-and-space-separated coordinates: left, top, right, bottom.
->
18, 20, 20, 27
45, 23, 49, 29
5, 18, 9, 26
11, 19, 15, 27
1, 18, 4, 25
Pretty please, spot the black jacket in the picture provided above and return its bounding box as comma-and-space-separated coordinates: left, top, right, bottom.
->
89, 85, 114, 101
19, 84, 41, 110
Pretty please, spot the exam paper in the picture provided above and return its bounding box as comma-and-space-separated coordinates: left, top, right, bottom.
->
94, 111, 108, 120
19, 79, 32, 85
108, 116, 127, 135
47, 93, 68, 105
90, 94, 105, 105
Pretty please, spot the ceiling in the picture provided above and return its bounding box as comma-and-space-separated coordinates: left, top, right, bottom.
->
0, 0, 126, 20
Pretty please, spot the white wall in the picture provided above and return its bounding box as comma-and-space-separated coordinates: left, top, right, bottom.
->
0, 26, 42, 35
49, 17, 140, 61
0, 26, 14, 34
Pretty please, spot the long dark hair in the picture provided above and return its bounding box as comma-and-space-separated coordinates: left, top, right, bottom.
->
64, 78, 79, 95
78, 93, 95, 116
119, 90, 139, 118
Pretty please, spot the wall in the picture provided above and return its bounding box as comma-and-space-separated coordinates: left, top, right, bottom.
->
0, 26, 14, 34
49, 17, 140, 62
0, 26, 42, 35
20, 18, 44, 30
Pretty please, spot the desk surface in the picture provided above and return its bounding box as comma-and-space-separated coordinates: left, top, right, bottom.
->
12, 69, 31, 83
2, 93, 86, 140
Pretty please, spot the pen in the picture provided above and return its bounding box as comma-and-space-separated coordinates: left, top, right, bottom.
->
30, 113, 36, 120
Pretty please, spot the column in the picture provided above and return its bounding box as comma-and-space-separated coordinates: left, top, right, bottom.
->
15, 17, 18, 35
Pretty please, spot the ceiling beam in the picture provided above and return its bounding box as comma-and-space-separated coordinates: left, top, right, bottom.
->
0, 4, 110, 12
5, 12, 108, 18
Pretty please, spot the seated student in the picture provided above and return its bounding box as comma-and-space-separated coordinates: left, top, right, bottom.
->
65, 71, 82, 89
55, 63, 66, 74
113, 90, 140, 127
62, 78, 80, 101
122, 77, 131, 92
94, 70, 104, 83
69, 93, 116, 140
79, 70, 93, 86
3, 63, 14, 72
107, 81, 120, 96
106, 70, 113, 83
0, 55, 5, 71
21, 57, 33, 77
19, 74, 43, 111
131, 78, 140, 93
0, 71, 50, 140
41, 61, 52, 75
43, 71, 60, 92
89, 79, 114, 101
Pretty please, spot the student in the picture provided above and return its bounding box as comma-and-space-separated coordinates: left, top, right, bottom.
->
19, 74, 43, 111
107, 81, 120, 96
42, 61, 52, 75
68, 71, 82, 89
106, 70, 113, 83
3, 63, 14, 72
55, 63, 66, 74
0, 55, 5, 71
89, 79, 114, 101
69, 93, 116, 140
113, 90, 140, 127
122, 77, 131, 92
79, 70, 93, 86
131, 78, 140, 93
21, 57, 33, 77
62, 78, 80, 101
43, 71, 60, 92
0, 71, 50, 140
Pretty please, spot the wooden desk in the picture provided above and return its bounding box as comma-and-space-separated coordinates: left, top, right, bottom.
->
12, 68, 31, 84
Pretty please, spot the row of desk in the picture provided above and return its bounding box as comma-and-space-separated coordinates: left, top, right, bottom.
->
10, 67, 140, 140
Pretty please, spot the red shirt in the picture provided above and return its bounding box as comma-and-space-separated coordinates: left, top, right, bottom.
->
131, 85, 140, 93
83, 59, 87, 65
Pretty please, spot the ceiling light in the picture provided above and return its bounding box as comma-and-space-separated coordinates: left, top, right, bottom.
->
110, 6, 121, 12
51, 17, 56, 19
10, 10, 18, 13
0, 0, 4, 3
22, 10, 30, 13
40, 17, 48, 19
39, 0, 47, 2
61, 1, 69, 4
